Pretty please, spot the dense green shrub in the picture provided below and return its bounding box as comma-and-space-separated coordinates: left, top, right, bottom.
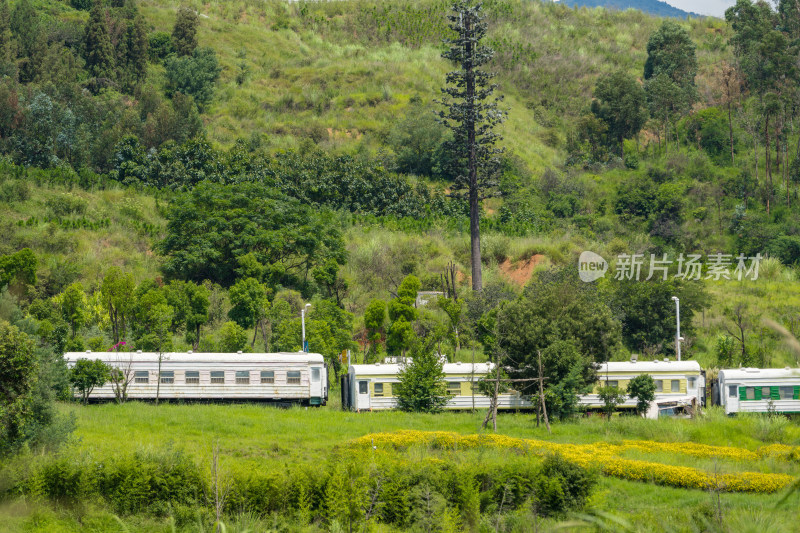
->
164, 47, 221, 108
532, 453, 596, 517
148, 31, 175, 61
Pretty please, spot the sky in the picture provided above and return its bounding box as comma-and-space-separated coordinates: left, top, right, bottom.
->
663, 0, 737, 17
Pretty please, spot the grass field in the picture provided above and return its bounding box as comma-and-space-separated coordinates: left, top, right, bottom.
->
2, 402, 799, 532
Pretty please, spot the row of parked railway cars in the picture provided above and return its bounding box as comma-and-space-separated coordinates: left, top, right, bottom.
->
65, 351, 800, 416
343, 359, 706, 418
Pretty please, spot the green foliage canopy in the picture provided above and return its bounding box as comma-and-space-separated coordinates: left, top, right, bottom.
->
69, 358, 110, 405
158, 182, 346, 287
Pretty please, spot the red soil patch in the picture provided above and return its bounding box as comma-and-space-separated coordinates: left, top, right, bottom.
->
499, 254, 546, 286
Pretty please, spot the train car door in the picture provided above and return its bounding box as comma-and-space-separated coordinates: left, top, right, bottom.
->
356, 379, 370, 411
310, 366, 324, 405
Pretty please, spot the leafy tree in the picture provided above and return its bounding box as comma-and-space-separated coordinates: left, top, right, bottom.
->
363, 299, 386, 360
164, 280, 210, 349
312, 258, 348, 308
644, 21, 698, 100
0, 320, 37, 454
394, 339, 449, 413
158, 182, 346, 287
627, 374, 656, 417
172, 6, 198, 57
164, 47, 220, 108
149, 31, 174, 61
598, 384, 626, 421
118, 15, 148, 93
498, 269, 620, 402
9, 0, 40, 82
388, 105, 449, 177
533, 454, 596, 517
591, 70, 647, 157
228, 277, 269, 347
683, 107, 729, 161
438, 0, 505, 292
69, 358, 110, 404
643, 21, 697, 152
101, 267, 135, 344
645, 73, 685, 153
0, 248, 36, 291
83, 3, 115, 82
387, 275, 420, 356
610, 279, 707, 356
60, 282, 87, 338
217, 321, 247, 352
438, 296, 463, 351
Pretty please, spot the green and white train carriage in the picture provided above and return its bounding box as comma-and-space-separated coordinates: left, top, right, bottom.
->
342, 361, 534, 411
718, 368, 800, 414
580, 359, 705, 418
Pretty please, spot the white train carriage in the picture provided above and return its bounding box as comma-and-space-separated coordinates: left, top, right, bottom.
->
581, 360, 705, 418
718, 368, 800, 415
64, 351, 328, 405
342, 361, 535, 411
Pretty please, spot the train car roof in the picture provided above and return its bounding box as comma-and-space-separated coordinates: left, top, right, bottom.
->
598, 360, 702, 373
64, 351, 326, 364
349, 362, 494, 375
719, 367, 800, 380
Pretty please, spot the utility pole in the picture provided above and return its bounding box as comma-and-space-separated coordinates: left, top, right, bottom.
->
671, 296, 682, 361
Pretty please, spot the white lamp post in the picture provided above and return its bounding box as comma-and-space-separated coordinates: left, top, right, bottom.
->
671, 296, 681, 361
301, 303, 312, 353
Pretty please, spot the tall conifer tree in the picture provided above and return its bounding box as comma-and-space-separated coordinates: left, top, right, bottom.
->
84, 3, 115, 81
172, 6, 198, 57
437, 0, 505, 293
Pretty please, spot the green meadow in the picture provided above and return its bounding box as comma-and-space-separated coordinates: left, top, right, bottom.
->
1, 402, 799, 532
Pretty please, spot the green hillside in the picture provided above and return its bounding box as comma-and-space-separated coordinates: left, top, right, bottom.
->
3, 0, 800, 529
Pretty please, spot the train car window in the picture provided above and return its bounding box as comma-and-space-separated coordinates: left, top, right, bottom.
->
260, 371, 274, 384
160, 371, 174, 384
235, 371, 250, 384
728, 385, 737, 398
746, 387, 755, 400
447, 382, 461, 396
185, 371, 199, 384
211, 371, 225, 384
762, 387, 771, 398
311, 368, 320, 382
605, 380, 618, 388
688, 377, 697, 388
359, 381, 368, 394
134, 371, 149, 384
287, 371, 301, 384
374, 383, 384, 397
780, 386, 793, 399
671, 380, 680, 392
655, 380, 663, 392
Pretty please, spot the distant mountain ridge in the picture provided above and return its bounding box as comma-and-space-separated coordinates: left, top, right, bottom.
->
559, 0, 703, 19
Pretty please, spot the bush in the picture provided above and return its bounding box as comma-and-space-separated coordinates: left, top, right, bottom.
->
532, 453, 595, 517
218, 321, 248, 352
164, 47, 221, 108
69, 0, 92, 10
45, 194, 87, 217
148, 32, 175, 62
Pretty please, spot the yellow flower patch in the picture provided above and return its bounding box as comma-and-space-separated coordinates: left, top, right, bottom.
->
349, 431, 796, 494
